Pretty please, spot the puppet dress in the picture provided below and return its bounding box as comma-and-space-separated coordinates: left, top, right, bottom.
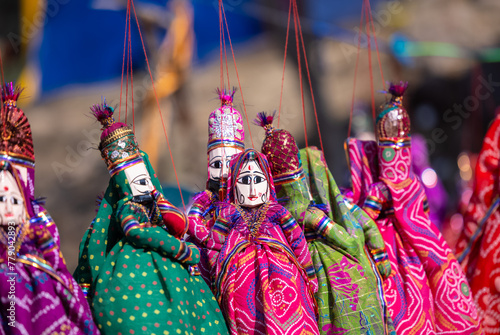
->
207, 202, 319, 335
89, 190, 228, 335
0, 223, 97, 335
280, 148, 391, 335
346, 138, 481, 335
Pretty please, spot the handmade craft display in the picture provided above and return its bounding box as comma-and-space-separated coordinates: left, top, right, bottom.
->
73, 100, 228, 334
345, 82, 482, 334
202, 148, 319, 334
187, 89, 245, 287
0, 82, 97, 334
256, 113, 392, 334
455, 111, 500, 334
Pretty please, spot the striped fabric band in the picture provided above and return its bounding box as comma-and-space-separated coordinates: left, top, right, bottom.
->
175, 243, 194, 263
39, 236, 56, 253
281, 213, 297, 232
121, 215, 144, 235
370, 247, 389, 263
365, 196, 383, 212
314, 216, 331, 236
0, 153, 35, 168
108, 153, 144, 176
213, 218, 230, 236
273, 167, 305, 186
207, 139, 245, 152
378, 137, 411, 149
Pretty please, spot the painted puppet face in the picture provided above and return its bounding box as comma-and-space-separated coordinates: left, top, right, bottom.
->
124, 162, 154, 197
235, 159, 269, 207
208, 146, 242, 182
0, 170, 25, 225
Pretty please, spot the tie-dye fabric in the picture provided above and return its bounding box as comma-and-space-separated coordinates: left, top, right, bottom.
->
0, 222, 97, 335
346, 138, 482, 335
456, 113, 500, 334
205, 149, 319, 335
277, 147, 391, 335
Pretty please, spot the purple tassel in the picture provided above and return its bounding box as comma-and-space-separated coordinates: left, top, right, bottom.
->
90, 98, 114, 126
253, 111, 276, 128
216, 87, 237, 106
387, 81, 408, 98
1, 82, 23, 103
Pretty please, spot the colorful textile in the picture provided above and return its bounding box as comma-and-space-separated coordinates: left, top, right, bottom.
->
346, 137, 482, 334
204, 149, 319, 335
0, 223, 97, 335
74, 150, 228, 334
0, 83, 96, 334
455, 112, 500, 334
277, 147, 391, 335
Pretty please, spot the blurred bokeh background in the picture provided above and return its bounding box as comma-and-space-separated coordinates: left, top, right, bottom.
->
1, 0, 500, 271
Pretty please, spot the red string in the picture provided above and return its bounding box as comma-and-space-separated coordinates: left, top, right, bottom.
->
128, 17, 135, 132
348, 1, 365, 139
119, 0, 131, 120
125, 35, 129, 124
294, 0, 323, 153
219, 0, 224, 91
278, 0, 292, 128
291, 0, 308, 148
364, 1, 376, 130
365, 0, 385, 91
130, 0, 186, 210
221, 2, 254, 148
222, 16, 230, 89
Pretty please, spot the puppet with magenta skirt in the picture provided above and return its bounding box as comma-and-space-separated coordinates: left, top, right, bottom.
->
345, 82, 482, 334
73, 100, 228, 334
187, 88, 245, 288
204, 148, 319, 334
0, 83, 97, 334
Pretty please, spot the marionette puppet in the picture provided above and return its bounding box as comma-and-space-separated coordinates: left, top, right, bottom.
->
255, 112, 392, 335
204, 148, 319, 335
345, 82, 482, 334
187, 89, 244, 288
455, 111, 500, 334
0, 83, 97, 334
73, 101, 228, 334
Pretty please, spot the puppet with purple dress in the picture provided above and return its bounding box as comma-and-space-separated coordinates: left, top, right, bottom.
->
0, 83, 97, 334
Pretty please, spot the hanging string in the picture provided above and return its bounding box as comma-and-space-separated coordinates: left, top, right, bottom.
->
294, 0, 324, 153
119, 0, 131, 120
125, 33, 130, 124
365, 0, 386, 91
348, 1, 366, 139
364, 1, 377, 130
222, 13, 230, 89
219, 0, 224, 90
291, 0, 308, 148
130, 0, 186, 210
128, 16, 135, 132
221, 2, 254, 148
278, 0, 292, 128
